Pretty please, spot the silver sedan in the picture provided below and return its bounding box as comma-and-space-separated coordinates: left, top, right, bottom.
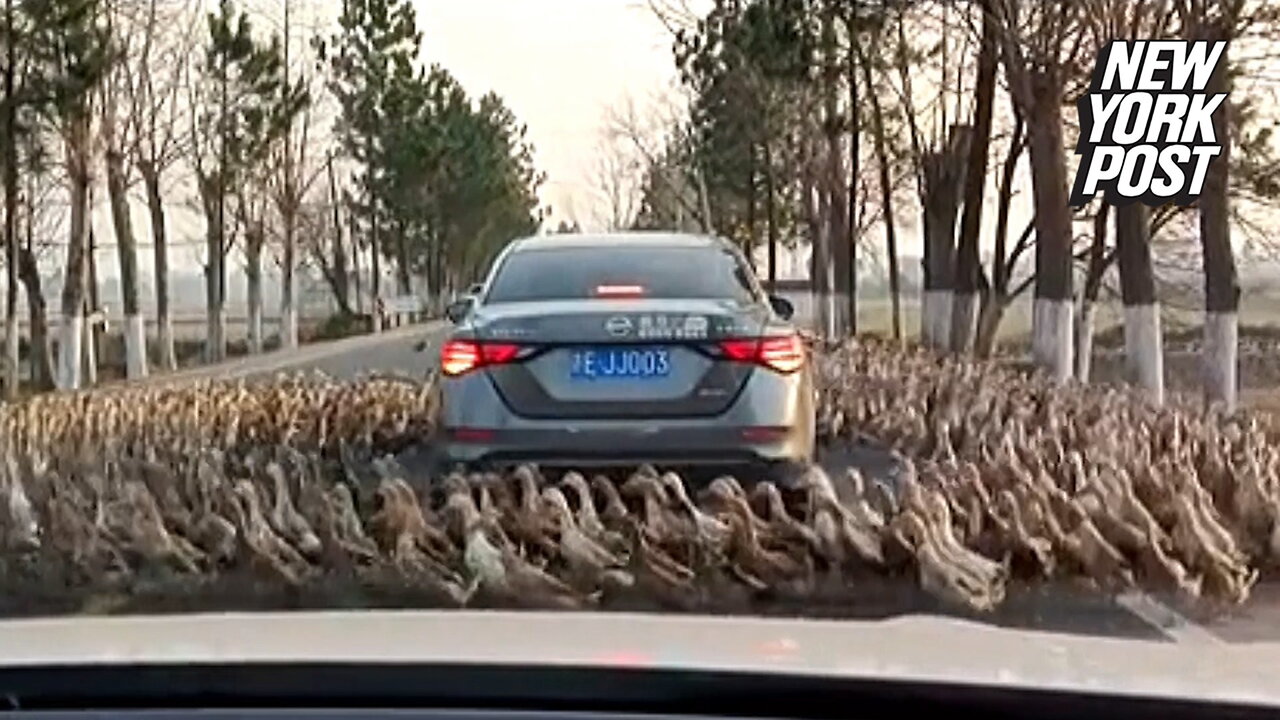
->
435, 232, 815, 482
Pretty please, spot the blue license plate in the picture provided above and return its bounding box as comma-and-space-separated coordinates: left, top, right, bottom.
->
570, 346, 672, 380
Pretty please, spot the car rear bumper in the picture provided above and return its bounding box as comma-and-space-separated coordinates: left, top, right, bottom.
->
439, 424, 810, 468
438, 365, 814, 469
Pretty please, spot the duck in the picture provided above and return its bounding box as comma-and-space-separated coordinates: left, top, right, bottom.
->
263, 461, 322, 559
559, 471, 628, 554
505, 465, 560, 558
898, 510, 1000, 613
446, 489, 588, 609
541, 486, 632, 592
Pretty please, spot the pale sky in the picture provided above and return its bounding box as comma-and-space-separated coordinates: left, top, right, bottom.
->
410, 0, 681, 225
72, 0, 684, 285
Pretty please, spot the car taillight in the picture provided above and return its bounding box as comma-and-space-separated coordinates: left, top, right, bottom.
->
717, 334, 805, 374
440, 340, 525, 376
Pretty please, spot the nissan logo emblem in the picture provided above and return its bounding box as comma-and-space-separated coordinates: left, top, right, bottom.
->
604, 316, 633, 337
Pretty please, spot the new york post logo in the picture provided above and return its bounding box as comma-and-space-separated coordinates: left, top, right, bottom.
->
1069, 40, 1227, 208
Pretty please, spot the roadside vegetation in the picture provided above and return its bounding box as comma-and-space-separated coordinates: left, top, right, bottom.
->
0, 0, 544, 397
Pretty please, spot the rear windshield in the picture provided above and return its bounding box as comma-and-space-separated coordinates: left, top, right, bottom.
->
484, 245, 762, 303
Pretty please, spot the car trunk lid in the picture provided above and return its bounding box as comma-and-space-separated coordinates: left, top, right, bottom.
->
470, 299, 770, 419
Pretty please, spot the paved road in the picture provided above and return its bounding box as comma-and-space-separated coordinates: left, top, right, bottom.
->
148, 322, 1269, 645
147, 322, 447, 385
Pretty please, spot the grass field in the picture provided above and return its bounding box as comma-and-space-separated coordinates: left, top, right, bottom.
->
824, 290, 1280, 414
846, 291, 1280, 341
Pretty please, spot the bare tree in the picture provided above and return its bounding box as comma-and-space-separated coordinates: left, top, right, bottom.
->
56, 109, 93, 390
101, 1, 146, 379
125, 0, 198, 372
602, 91, 713, 233
1178, 0, 1243, 411
1077, 0, 1179, 399
17, 140, 62, 391
993, 0, 1087, 381
267, 0, 321, 349
1116, 201, 1165, 400
2, 0, 17, 397
819, 1, 850, 338
855, 39, 902, 341
588, 133, 643, 231
237, 179, 268, 353
951, 0, 998, 353
1075, 200, 1109, 381
311, 148, 353, 316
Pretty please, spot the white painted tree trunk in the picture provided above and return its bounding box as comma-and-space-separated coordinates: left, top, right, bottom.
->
1203, 311, 1237, 412
923, 290, 953, 350
950, 291, 979, 354
57, 314, 83, 390
281, 300, 298, 349
248, 306, 263, 354
1033, 297, 1074, 381
82, 315, 96, 386
247, 277, 263, 355
1124, 303, 1164, 403
124, 314, 148, 379
1076, 300, 1095, 382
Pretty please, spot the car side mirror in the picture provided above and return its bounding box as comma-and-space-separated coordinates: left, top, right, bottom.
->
768, 295, 794, 320
445, 298, 473, 324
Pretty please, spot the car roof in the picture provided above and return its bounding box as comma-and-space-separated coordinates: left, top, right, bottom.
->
507, 231, 735, 253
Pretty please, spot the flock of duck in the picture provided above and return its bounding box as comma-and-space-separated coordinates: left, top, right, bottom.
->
817, 337, 1278, 612
0, 340, 1277, 618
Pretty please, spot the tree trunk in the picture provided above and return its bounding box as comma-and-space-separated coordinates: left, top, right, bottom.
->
921, 127, 968, 351
83, 244, 98, 386
805, 158, 831, 338
58, 117, 92, 391
845, 7, 859, 335
105, 145, 148, 379
3, 170, 16, 400
141, 166, 176, 371
976, 113, 1025, 359
746, 146, 757, 272
1077, 201, 1111, 382
245, 223, 263, 354
368, 133, 383, 333
951, 0, 996, 354
395, 224, 412, 294
87, 220, 102, 374
17, 246, 52, 391
18, 183, 52, 391
326, 153, 352, 316
1116, 200, 1163, 402
862, 51, 900, 341
2, 0, 16, 399
350, 209, 363, 315
1198, 21, 1237, 412
763, 141, 778, 292
1026, 73, 1074, 381
975, 294, 1008, 360
280, 204, 298, 349
822, 4, 850, 337
201, 180, 226, 363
